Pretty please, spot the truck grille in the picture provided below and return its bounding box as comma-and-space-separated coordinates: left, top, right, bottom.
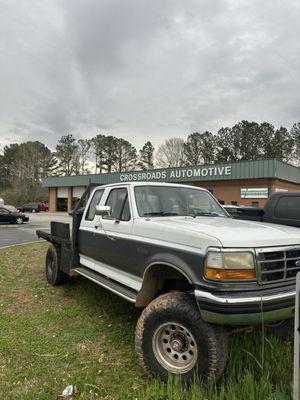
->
256, 246, 300, 284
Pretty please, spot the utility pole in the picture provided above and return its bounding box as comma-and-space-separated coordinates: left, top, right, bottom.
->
294, 272, 300, 399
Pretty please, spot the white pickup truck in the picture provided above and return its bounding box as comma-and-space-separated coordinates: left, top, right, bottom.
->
37, 182, 300, 383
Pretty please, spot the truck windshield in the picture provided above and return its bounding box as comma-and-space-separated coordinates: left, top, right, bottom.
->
134, 186, 228, 218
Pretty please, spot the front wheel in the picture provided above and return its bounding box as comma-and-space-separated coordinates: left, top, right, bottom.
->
16, 217, 23, 225
45, 245, 69, 285
135, 292, 228, 384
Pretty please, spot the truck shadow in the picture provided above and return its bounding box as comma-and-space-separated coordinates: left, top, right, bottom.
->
61, 274, 141, 327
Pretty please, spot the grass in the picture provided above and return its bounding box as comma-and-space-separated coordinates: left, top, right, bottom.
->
0, 242, 294, 399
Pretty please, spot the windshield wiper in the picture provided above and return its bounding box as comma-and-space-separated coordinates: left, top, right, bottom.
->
193, 211, 225, 217
180, 213, 197, 218
142, 211, 226, 218
142, 212, 179, 217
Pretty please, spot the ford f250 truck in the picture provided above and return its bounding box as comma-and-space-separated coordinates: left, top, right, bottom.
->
36, 182, 300, 383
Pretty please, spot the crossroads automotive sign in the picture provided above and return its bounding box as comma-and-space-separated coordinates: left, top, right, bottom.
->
120, 165, 232, 182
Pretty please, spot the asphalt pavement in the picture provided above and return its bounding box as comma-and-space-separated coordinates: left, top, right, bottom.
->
0, 212, 72, 248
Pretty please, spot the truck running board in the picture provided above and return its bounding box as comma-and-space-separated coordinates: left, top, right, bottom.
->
74, 266, 137, 303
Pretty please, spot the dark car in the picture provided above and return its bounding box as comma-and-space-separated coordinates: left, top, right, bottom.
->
0, 207, 29, 224
224, 192, 300, 227
18, 203, 41, 213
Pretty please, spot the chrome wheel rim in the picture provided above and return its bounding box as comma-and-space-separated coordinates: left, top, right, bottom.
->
152, 322, 198, 374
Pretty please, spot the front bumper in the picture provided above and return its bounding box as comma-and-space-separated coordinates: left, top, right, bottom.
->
195, 288, 295, 326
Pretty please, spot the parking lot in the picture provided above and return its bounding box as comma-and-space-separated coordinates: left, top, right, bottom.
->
0, 212, 71, 248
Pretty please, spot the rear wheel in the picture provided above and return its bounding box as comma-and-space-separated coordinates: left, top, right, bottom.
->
135, 292, 228, 384
45, 244, 69, 285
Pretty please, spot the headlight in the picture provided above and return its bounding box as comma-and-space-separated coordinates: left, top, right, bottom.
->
204, 250, 256, 281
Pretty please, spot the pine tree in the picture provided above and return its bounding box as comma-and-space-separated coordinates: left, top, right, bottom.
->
55, 134, 78, 176
138, 141, 154, 169
184, 132, 215, 165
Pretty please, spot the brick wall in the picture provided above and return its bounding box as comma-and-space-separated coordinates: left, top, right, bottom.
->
67, 187, 73, 213
48, 187, 57, 212
193, 178, 300, 207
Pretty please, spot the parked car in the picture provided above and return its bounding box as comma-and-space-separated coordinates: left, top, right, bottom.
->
18, 203, 41, 213
39, 202, 49, 211
225, 192, 300, 226
0, 207, 29, 224
37, 182, 300, 384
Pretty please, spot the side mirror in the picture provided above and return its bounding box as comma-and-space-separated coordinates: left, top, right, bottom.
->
95, 205, 111, 217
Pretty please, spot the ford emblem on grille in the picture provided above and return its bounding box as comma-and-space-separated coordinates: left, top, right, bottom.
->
296, 260, 300, 267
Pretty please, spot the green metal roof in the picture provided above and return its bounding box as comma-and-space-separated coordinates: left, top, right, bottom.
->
42, 159, 300, 188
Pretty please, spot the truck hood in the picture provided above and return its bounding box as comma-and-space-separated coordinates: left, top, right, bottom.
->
151, 216, 300, 248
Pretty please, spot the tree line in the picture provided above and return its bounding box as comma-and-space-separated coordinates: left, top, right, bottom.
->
1, 120, 300, 203
158, 121, 300, 167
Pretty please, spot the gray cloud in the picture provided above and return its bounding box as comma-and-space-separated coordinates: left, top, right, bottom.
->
0, 0, 300, 153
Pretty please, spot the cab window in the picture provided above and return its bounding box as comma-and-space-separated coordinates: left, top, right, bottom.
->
85, 189, 104, 221
104, 188, 131, 221
275, 196, 300, 220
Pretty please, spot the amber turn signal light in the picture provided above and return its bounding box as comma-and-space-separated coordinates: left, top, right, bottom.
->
205, 267, 256, 281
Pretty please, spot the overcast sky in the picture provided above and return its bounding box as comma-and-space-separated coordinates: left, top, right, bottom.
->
0, 0, 300, 153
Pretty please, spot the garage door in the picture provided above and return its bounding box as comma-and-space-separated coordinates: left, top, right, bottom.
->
57, 187, 68, 198
73, 186, 86, 198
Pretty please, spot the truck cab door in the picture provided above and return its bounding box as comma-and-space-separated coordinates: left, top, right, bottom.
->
78, 187, 105, 256
98, 187, 133, 268
79, 186, 140, 291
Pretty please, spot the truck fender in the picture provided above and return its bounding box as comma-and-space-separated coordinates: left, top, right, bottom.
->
135, 259, 194, 307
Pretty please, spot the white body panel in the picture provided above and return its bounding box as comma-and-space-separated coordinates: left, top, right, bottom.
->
131, 217, 221, 253
80, 254, 142, 291
134, 216, 300, 248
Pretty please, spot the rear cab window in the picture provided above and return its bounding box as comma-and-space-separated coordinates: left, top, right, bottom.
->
274, 196, 300, 220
